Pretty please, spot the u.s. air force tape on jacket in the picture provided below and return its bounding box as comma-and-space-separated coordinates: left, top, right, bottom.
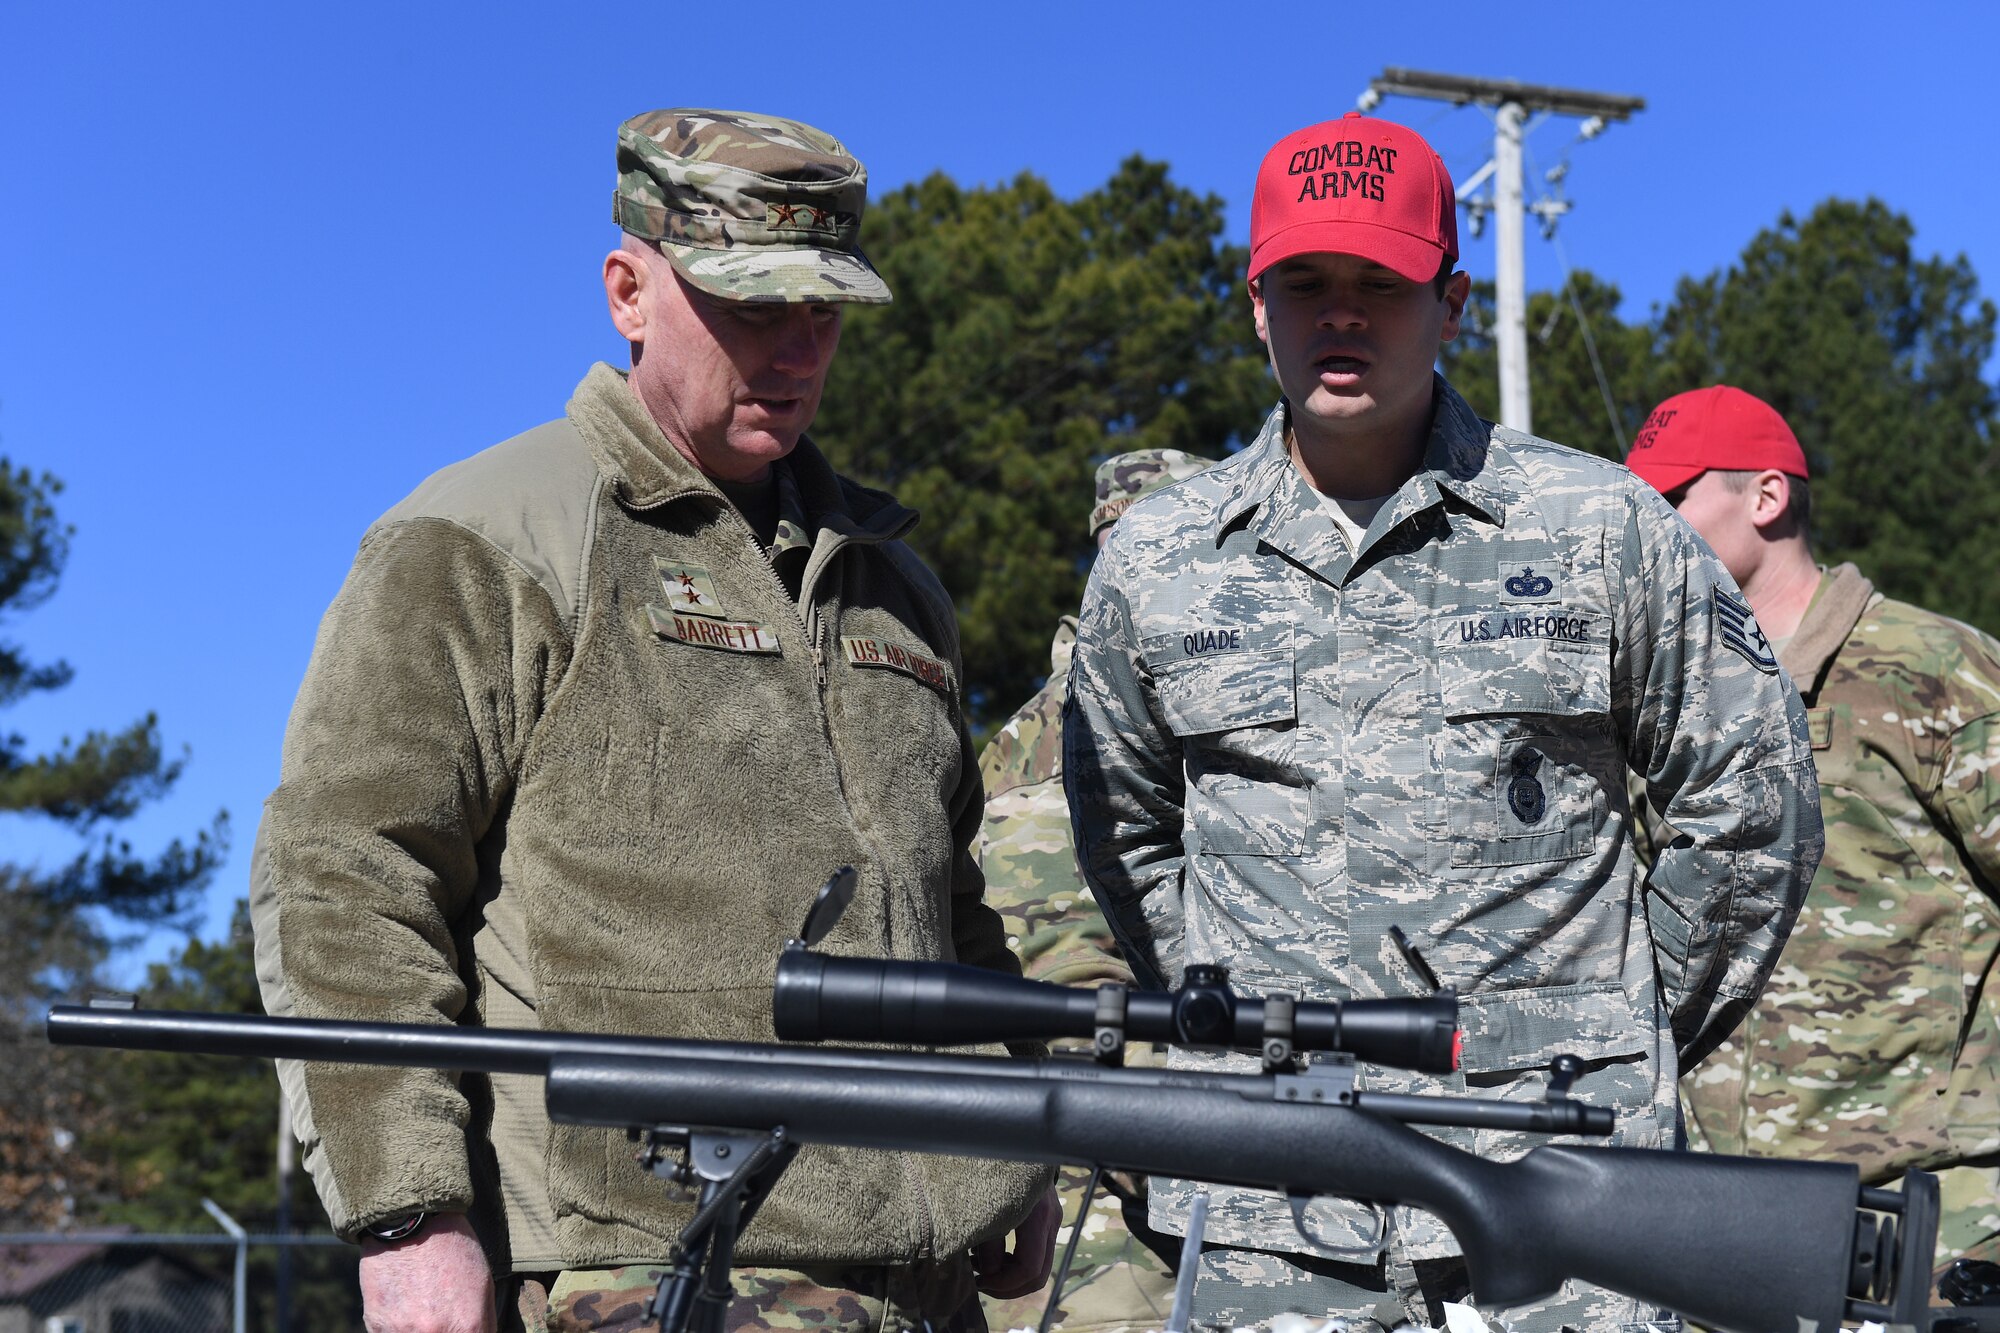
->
843, 635, 952, 693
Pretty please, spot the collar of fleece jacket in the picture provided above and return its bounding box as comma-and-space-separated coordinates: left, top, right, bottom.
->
566, 362, 915, 543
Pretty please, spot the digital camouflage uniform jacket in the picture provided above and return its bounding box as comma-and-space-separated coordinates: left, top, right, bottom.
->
251, 363, 1047, 1271
1063, 381, 1822, 1261
1683, 563, 2000, 1179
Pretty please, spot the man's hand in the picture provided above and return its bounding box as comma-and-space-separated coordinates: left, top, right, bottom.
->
970, 1188, 1063, 1300
359, 1213, 495, 1333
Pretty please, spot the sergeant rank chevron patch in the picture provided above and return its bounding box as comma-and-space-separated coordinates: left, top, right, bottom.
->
1713, 587, 1780, 674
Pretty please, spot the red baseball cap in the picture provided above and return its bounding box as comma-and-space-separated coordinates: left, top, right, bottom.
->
1249, 112, 1458, 285
1624, 385, 1809, 495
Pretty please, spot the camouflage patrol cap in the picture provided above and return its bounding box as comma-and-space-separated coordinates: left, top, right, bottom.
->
1089, 448, 1215, 537
614, 109, 891, 305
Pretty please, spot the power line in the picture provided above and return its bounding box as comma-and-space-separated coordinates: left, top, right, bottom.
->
1552, 233, 1629, 457
1362, 68, 1643, 436
1521, 140, 1630, 457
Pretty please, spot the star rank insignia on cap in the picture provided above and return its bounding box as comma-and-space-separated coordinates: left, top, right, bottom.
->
1713, 587, 1779, 674
653, 558, 727, 620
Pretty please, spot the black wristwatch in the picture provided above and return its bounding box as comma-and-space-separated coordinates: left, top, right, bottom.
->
362, 1212, 430, 1243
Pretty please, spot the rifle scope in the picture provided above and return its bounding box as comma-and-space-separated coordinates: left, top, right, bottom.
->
772, 953, 1460, 1075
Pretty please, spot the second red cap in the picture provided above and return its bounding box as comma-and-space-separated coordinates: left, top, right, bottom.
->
1250, 112, 1458, 285
1624, 385, 1809, 495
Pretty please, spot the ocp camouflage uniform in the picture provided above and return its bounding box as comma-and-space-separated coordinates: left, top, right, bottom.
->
976, 620, 1178, 1333
1678, 563, 2000, 1272
974, 448, 1211, 1332
1064, 382, 1823, 1332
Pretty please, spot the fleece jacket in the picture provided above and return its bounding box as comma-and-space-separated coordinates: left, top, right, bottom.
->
251, 362, 1049, 1270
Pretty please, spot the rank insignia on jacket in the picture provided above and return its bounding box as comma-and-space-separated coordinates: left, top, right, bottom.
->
1508, 749, 1548, 825
842, 636, 952, 694
647, 604, 781, 655
1712, 587, 1779, 673
653, 558, 727, 620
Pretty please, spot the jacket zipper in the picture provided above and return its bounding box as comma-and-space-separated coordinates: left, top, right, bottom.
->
719, 502, 938, 1260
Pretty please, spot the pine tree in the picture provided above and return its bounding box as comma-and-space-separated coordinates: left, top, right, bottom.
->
1652, 199, 2000, 630
78, 904, 361, 1331
0, 458, 228, 1228
1441, 199, 2000, 637
1440, 269, 1659, 462
811, 158, 1274, 728
0, 462, 229, 922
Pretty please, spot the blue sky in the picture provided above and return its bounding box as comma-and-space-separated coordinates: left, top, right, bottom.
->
5, 1, 1997, 973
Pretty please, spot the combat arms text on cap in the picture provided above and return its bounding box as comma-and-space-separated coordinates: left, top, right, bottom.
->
1249, 112, 1459, 285
1625, 385, 1810, 495
615, 108, 892, 305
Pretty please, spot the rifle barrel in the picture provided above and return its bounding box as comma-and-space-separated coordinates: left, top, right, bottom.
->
44, 1006, 1600, 1134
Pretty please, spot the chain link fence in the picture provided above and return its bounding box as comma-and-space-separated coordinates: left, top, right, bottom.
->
0, 1229, 356, 1333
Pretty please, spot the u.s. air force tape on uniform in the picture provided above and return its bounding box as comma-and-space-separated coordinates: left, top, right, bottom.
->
842, 636, 952, 693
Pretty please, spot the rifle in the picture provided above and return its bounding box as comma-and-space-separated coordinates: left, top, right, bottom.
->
43, 871, 1965, 1333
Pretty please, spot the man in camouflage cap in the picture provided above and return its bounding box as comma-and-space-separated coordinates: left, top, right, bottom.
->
1627, 385, 2000, 1278
1064, 113, 1821, 1332
1085, 449, 1215, 545
251, 108, 1054, 1333
611, 108, 892, 306
977, 448, 1213, 1333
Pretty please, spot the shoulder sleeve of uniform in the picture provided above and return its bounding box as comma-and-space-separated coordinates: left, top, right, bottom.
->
1062, 534, 1186, 990
1924, 619, 2000, 901
375, 418, 603, 628
256, 514, 574, 1237
1611, 484, 1823, 1066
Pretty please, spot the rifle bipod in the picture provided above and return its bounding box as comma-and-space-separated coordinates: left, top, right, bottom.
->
631, 1124, 800, 1333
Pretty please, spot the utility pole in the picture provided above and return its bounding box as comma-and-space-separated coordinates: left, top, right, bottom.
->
1360, 69, 1643, 435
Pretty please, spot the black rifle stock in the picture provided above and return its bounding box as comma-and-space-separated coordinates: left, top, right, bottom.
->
48, 1003, 1935, 1333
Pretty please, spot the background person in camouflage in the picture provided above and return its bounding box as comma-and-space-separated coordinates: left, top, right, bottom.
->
252, 107, 1056, 1333
976, 448, 1210, 1333
1063, 113, 1821, 1333
1625, 385, 2000, 1275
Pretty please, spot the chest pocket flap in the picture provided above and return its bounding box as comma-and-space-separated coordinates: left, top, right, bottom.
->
1438, 634, 1611, 719
1141, 621, 1295, 736
1454, 983, 1664, 1155
1455, 981, 1648, 1074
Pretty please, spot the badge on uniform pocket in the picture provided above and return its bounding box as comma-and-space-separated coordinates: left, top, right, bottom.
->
1507, 749, 1548, 826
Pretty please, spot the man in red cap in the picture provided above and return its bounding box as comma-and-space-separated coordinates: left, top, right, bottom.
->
1627, 385, 2000, 1279
1065, 114, 1823, 1332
